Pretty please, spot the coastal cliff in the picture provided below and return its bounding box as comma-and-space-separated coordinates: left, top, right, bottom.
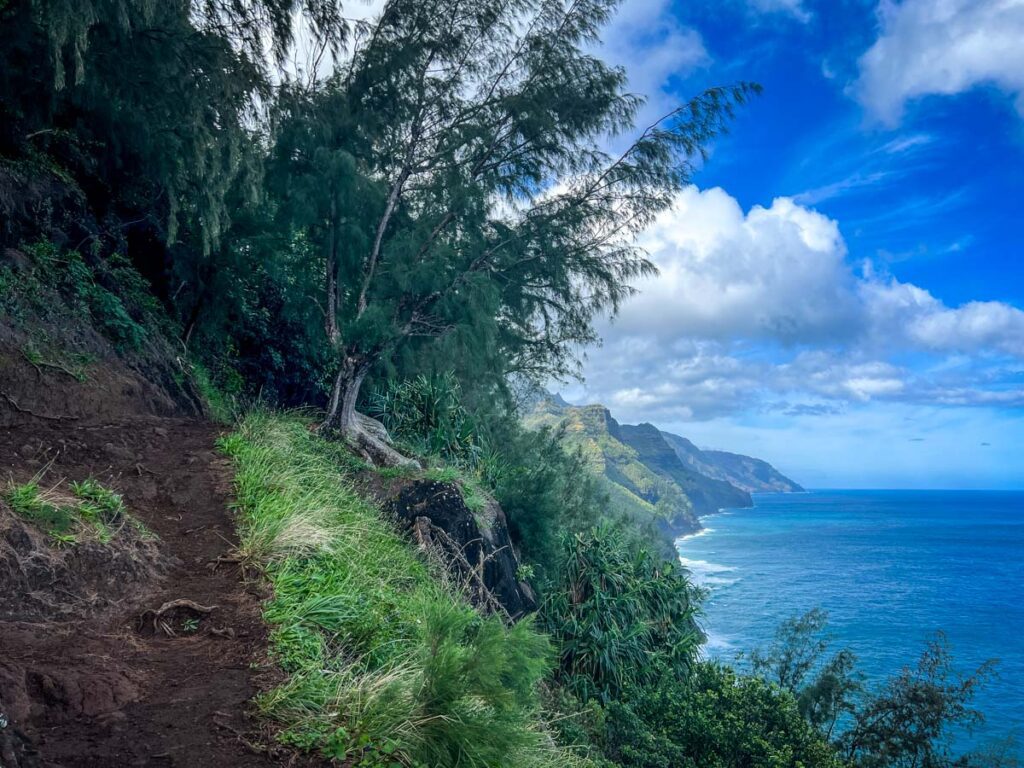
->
525, 396, 801, 538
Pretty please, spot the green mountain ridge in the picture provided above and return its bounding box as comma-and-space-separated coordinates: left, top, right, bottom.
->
525, 396, 802, 537
659, 431, 805, 494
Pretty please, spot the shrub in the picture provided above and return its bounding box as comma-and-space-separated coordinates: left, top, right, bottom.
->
603, 663, 844, 768
485, 422, 606, 578
541, 525, 702, 704
21, 241, 148, 350
368, 373, 479, 464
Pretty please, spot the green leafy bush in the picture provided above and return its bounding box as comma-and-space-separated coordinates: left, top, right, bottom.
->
747, 610, 1010, 767
541, 525, 702, 704
485, 422, 607, 578
603, 663, 844, 768
368, 373, 479, 464
22, 241, 148, 350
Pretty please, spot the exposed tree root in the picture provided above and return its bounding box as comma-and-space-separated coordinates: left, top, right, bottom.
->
138, 598, 217, 636
320, 412, 421, 469
1, 391, 78, 421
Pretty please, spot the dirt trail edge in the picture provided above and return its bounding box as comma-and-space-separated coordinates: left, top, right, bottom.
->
1, 415, 288, 768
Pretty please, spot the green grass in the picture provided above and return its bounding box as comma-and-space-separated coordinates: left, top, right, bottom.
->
222, 412, 589, 768
189, 360, 236, 424
6, 480, 77, 535
4, 476, 137, 545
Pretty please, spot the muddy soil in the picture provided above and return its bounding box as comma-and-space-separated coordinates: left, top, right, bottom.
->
0, 416, 292, 767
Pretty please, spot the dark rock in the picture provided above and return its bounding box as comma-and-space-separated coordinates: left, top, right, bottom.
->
389, 480, 536, 620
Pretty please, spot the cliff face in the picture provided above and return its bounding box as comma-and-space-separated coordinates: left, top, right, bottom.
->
526, 400, 701, 535
659, 431, 803, 493
526, 396, 803, 538
527, 400, 757, 536
617, 424, 752, 514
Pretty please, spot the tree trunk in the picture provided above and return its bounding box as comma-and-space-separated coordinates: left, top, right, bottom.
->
320, 353, 419, 468
325, 197, 340, 345
322, 354, 366, 434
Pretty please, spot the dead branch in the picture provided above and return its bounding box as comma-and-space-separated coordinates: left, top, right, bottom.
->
412, 516, 510, 621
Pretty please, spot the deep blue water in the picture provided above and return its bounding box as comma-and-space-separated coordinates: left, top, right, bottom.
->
676, 490, 1024, 755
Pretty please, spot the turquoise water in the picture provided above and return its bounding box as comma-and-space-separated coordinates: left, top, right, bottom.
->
676, 490, 1024, 754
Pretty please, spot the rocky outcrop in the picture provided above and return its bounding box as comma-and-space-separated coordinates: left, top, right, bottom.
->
389, 480, 537, 620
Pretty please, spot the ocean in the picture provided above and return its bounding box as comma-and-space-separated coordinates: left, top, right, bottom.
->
676, 490, 1024, 755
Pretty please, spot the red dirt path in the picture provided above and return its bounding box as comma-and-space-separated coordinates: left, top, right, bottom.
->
0, 415, 299, 767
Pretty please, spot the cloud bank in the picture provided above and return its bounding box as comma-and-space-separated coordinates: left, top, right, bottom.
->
854, 0, 1024, 125
575, 186, 1024, 421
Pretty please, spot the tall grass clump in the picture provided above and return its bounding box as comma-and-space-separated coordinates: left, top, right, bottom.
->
222, 412, 585, 768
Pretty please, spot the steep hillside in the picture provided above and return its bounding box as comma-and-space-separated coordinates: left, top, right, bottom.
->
660, 431, 803, 493
617, 423, 752, 514
525, 396, 807, 538
524, 398, 761, 536
525, 400, 702, 535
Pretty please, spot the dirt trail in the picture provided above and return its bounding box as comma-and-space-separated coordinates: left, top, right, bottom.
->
0, 415, 288, 767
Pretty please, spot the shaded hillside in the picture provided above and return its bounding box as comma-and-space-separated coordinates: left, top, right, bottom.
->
526, 400, 701, 535
660, 431, 803, 493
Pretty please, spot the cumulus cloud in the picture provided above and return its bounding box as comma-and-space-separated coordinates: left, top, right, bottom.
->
572, 185, 1024, 419
853, 0, 1024, 125
612, 187, 859, 343
606, 185, 1024, 361
860, 273, 1024, 356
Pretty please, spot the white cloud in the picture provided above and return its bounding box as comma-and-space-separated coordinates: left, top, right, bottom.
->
854, 0, 1024, 125
612, 187, 859, 344
600, 0, 709, 123
860, 273, 1024, 356
572, 185, 1024, 420
607, 185, 1024, 361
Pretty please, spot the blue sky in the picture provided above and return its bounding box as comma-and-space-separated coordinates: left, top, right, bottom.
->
561, 0, 1024, 489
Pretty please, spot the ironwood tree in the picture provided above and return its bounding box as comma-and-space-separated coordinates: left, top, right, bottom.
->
269, 0, 756, 463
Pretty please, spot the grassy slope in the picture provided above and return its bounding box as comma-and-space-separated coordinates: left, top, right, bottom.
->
221, 412, 584, 768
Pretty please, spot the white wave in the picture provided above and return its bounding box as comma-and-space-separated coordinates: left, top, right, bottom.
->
702, 575, 740, 587
677, 556, 738, 588
699, 629, 734, 659
676, 527, 715, 543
